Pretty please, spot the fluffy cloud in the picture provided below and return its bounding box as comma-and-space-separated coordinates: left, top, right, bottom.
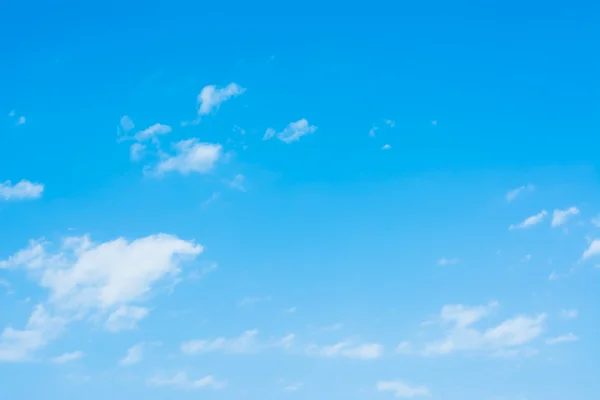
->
0, 179, 44, 200
509, 210, 547, 230
120, 343, 144, 366
155, 139, 222, 175
1, 234, 201, 334
263, 119, 317, 143
552, 206, 580, 227
506, 184, 534, 202
130, 143, 146, 161
198, 83, 245, 115
545, 333, 578, 345
376, 380, 430, 398
52, 350, 84, 364
306, 341, 383, 360
148, 372, 225, 390
420, 302, 546, 357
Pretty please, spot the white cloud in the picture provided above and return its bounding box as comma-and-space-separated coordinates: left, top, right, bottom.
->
0, 233, 202, 336
395, 341, 412, 355
592, 214, 600, 227
437, 257, 459, 266
0, 305, 65, 362
0, 180, 44, 200
384, 119, 396, 128
155, 139, 221, 175
552, 207, 580, 227
181, 330, 260, 355
198, 83, 245, 115
376, 380, 430, 398
559, 308, 578, 320
509, 210, 547, 230
264, 119, 317, 143
130, 143, 145, 161
382, 144, 391, 150
148, 372, 225, 390
17, 116, 26, 125
369, 126, 378, 137
506, 184, 534, 202
120, 116, 135, 133
582, 239, 600, 260
421, 302, 546, 357
120, 343, 144, 366
134, 123, 172, 142
202, 192, 220, 207
546, 333, 578, 345
52, 350, 84, 364
306, 341, 383, 360
105, 306, 149, 332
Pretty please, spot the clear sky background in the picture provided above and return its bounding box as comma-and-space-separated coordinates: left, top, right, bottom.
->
1, 1, 599, 399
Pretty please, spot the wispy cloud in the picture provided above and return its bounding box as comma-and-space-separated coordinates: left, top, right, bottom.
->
552, 206, 580, 227
437, 257, 459, 266
238, 296, 271, 307
119, 343, 144, 366
582, 239, 600, 261
181, 330, 293, 356
376, 380, 430, 398
381, 144, 392, 150
546, 333, 578, 345
0, 180, 44, 201
52, 351, 84, 364
198, 83, 245, 115
509, 210, 547, 230
148, 372, 225, 390
506, 184, 535, 202
264, 119, 317, 143
134, 123, 172, 142
305, 341, 383, 360
559, 308, 578, 320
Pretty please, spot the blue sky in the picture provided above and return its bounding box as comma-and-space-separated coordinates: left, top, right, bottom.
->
1, 1, 600, 399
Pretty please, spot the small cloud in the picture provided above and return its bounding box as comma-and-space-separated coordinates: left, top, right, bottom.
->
53, 351, 84, 364
395, 341, 412, 355
134, 123, 172, 142
120, 116, 135, 133
552, 206, 580, 227
437, 257, 459, 266
509, 210, 547, 230
232, 125, 246, 135
384, 119, 396, 128
147, 372, 225, 390
120, 343, 144, 366
559, 309, 578, 320
198, 83, 245, 115
369, 126, 378, 137
8, 110, 15, 117
238, 296, 271, 307
202, 192, 220, 207
17, 116, 26, 125
283, 382, 303, 392
582, 239, 600, 261
105, 305, 148, 332
520, 254, 532, 263
285, 307, 297, 314
306, 341, 383, 360
376, 380, 430, 398
130, 143, 146, 161
0, 180, 44, 201
431, 120, 437, 126
591, 214, 600, 227
264, 119, 317, 143
154, 139, 222, 176
545, 333, 579, 345
227, 174, 246, 192
506, 184, 535, 202
381, 144, 392, 150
